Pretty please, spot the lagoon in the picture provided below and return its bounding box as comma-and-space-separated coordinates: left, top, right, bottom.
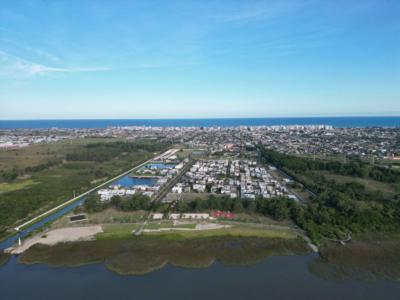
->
112, 175, 157, 188
1, 253, 400, 300
143, 163, 177, 170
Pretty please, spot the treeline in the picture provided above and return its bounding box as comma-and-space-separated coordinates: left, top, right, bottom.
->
67, 141, 169, 162
84, 192, 297, 223
84, 193, 152, 213
259, 147, 400, 242
260, 148, 400, 184
0, 170, 18, 181
173, 195, 295, 221
24, 159, 61, 173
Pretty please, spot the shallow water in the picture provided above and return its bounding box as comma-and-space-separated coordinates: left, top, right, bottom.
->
1, 254, 400, 300
143, 163, 177, 169
112, 175, 157, 188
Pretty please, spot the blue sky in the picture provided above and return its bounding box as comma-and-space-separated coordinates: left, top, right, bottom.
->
0, 0, 399, 119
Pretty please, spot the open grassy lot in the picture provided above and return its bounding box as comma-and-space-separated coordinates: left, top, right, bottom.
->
144, 223, 298, 240
144, 222, 197, 230
0, 138, 168, 240
98, 224, 141, 240
20, 234, 309, 275
96, 220, 299, 241
0, 138, 121, 174
319, 171, 399, 196
0, 180, 38, 193
176, 148, 194, 160
221, 212, 293, 226
92, 209, 146, 224
78, 207, 146, 225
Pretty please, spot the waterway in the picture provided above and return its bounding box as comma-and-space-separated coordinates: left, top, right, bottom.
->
0, 175, 156, 251
112, 175, 157, 188
1, 253, 400, 300
142, 163, 177, 169
0, 199, 84, 250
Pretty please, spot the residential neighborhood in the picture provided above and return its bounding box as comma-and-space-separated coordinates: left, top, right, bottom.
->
172, 159, 296, 200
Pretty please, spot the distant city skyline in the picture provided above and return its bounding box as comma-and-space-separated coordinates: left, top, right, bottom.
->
1, 0, 399, 119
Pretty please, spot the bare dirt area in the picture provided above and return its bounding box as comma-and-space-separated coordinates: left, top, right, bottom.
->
8, 225, 103, 254
143, 222, 230, 233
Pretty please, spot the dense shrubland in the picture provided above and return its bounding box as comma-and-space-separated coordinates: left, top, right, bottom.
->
259, 148, 400, 243
0, 140, 169, 239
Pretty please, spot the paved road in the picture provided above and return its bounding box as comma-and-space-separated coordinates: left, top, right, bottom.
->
134, 159, 194, 235
273, 166, 317, 199
152, 159, 194, 203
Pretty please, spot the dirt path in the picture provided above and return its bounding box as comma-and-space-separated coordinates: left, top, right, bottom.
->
8, 225, 103, 254
143, 223, 230, 233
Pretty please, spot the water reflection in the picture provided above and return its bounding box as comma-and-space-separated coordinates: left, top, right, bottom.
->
19, 236, 309, 275
2, 238, 400, 300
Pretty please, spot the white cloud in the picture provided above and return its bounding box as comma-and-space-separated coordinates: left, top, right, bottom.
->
215, 0, 312, 23
0, 50, 109, 78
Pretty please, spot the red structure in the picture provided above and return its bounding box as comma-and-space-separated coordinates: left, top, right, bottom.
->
212, 211, 236, 219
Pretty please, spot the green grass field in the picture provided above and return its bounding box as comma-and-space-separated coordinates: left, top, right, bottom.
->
98, 224, 141, 240
143, 224, 298, 240
319, 171, 398, 196
96, 220, 299, 241
0, 179, 38, 193
176, 148, 194, 160
0, 138, 122, 174
144, 222, 197, 230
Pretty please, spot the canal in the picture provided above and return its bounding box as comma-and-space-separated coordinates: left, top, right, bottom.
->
0, 175, 156, 251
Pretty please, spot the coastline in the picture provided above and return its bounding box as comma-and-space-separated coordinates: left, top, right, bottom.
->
1, 116, 399, 129
17, 233, 310, 275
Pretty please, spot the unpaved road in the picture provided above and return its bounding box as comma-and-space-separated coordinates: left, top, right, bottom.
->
8, 225, 103, 254
143, 223, 230, 233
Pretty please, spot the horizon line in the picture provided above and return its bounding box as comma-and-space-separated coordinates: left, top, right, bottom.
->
1, 114, 400, 121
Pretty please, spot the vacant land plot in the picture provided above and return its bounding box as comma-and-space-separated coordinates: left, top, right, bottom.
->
144, 224, 298, 240
83, 208, 146, 225
10, 225, 103, 254
176, 148, 194, 160
97, 223, 141, 240
0, 139, 168, 240
0, 138, 121, 174
96, 219, 299, 241
319, 171, 398, 196
0, 180, 38, 193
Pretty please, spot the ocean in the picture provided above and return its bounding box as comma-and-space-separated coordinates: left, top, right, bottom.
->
0, 116, 399, 129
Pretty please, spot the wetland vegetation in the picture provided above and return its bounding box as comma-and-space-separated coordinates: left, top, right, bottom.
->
19, 234, 310, 275
0, 251, 10, 266
309, 234, 400, 282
